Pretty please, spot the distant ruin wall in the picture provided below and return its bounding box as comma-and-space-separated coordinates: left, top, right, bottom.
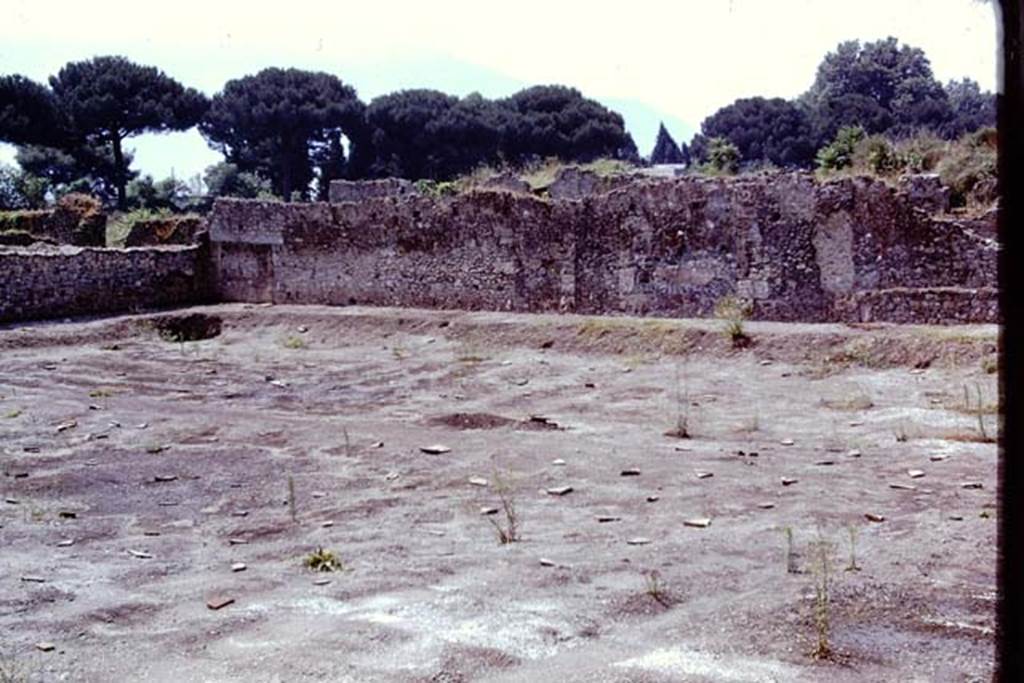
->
0, 243, 211, 324
208, 173, 998, 324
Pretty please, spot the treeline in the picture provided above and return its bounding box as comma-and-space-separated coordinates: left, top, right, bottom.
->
651, 37, 995, 172
0, 36, 996, 212
0, 59, 636, 209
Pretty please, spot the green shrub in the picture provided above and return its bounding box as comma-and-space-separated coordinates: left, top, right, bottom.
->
854, 136, 904, 176
816, 126, 865, 171
414, 179, 460, 197
714, 295, 753, 348
893, 134, 947, 173
106, 208, 172, 247
937, 127, 997, 208
304, 547, 343, 572
705, 137, 741, 174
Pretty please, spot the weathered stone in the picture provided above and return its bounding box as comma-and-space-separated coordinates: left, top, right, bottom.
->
124, 216, 205, 247
328, 178, 418, 203
478, 173, 531, 194
1, 172, 998, 326
898, 174, 950, 214
0, 243, 210, 324
206, 596, 235, 610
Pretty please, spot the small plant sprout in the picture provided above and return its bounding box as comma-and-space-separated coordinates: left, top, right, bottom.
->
304, 547, 343, 572
809, 536, 837, 660
665, 358, 691, 438
714, 295, 753, 348
287, 475, 297, 523
283, 335, 305, 350
739, 403, 761, 433
784, 526, 799, 574
964, 384, 995, 443
644, 570, 670, 607
845, 525, 861, 572
487, 471, 520, 544
894, 420, 909, 443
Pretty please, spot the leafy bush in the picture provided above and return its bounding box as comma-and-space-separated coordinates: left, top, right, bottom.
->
860, 136, 904, 175
203, 162, 275, 201
304, 547, 343, 572
699, 97, 817, 168
413, 179, 460, 197
705, 137, 741, 174
937, 127, 997, 208
893, 134, 947, 173
106, 208, 172, 247
816, 126, 865, 171
714, 295, 753, 348
0, 163, 49, 210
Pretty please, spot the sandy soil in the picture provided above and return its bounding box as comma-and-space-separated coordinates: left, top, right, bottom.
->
0, 304, 999, 682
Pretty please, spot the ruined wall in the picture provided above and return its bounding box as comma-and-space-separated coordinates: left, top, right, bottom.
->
210, 193, 574, 311
328, 178, 419, 203
0, 194, 106, 247
202, 173, 999, 324
0, 243, 211, 324
123, 215, 205, 247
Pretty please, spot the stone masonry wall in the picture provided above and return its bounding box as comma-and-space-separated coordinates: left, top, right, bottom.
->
208, 173, 998, 324
0, 243, 211, 324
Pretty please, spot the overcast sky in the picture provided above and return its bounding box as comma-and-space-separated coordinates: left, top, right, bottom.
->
0, 0, 999, 182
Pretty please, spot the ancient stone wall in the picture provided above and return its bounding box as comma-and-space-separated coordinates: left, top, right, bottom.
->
208, 173, 998, 324
328, 178, 418, 203
0, 243, 211, 324
0, 172, 995, 325
0, 194, 106, 247
123, 215, 205, 247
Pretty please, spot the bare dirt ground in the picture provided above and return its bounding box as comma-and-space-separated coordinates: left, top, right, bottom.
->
0, 304, 999, 682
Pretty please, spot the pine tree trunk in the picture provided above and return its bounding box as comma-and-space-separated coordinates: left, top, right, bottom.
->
111, 133, 126, 210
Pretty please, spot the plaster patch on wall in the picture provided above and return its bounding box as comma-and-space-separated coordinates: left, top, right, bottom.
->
812, 211, 855, 295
